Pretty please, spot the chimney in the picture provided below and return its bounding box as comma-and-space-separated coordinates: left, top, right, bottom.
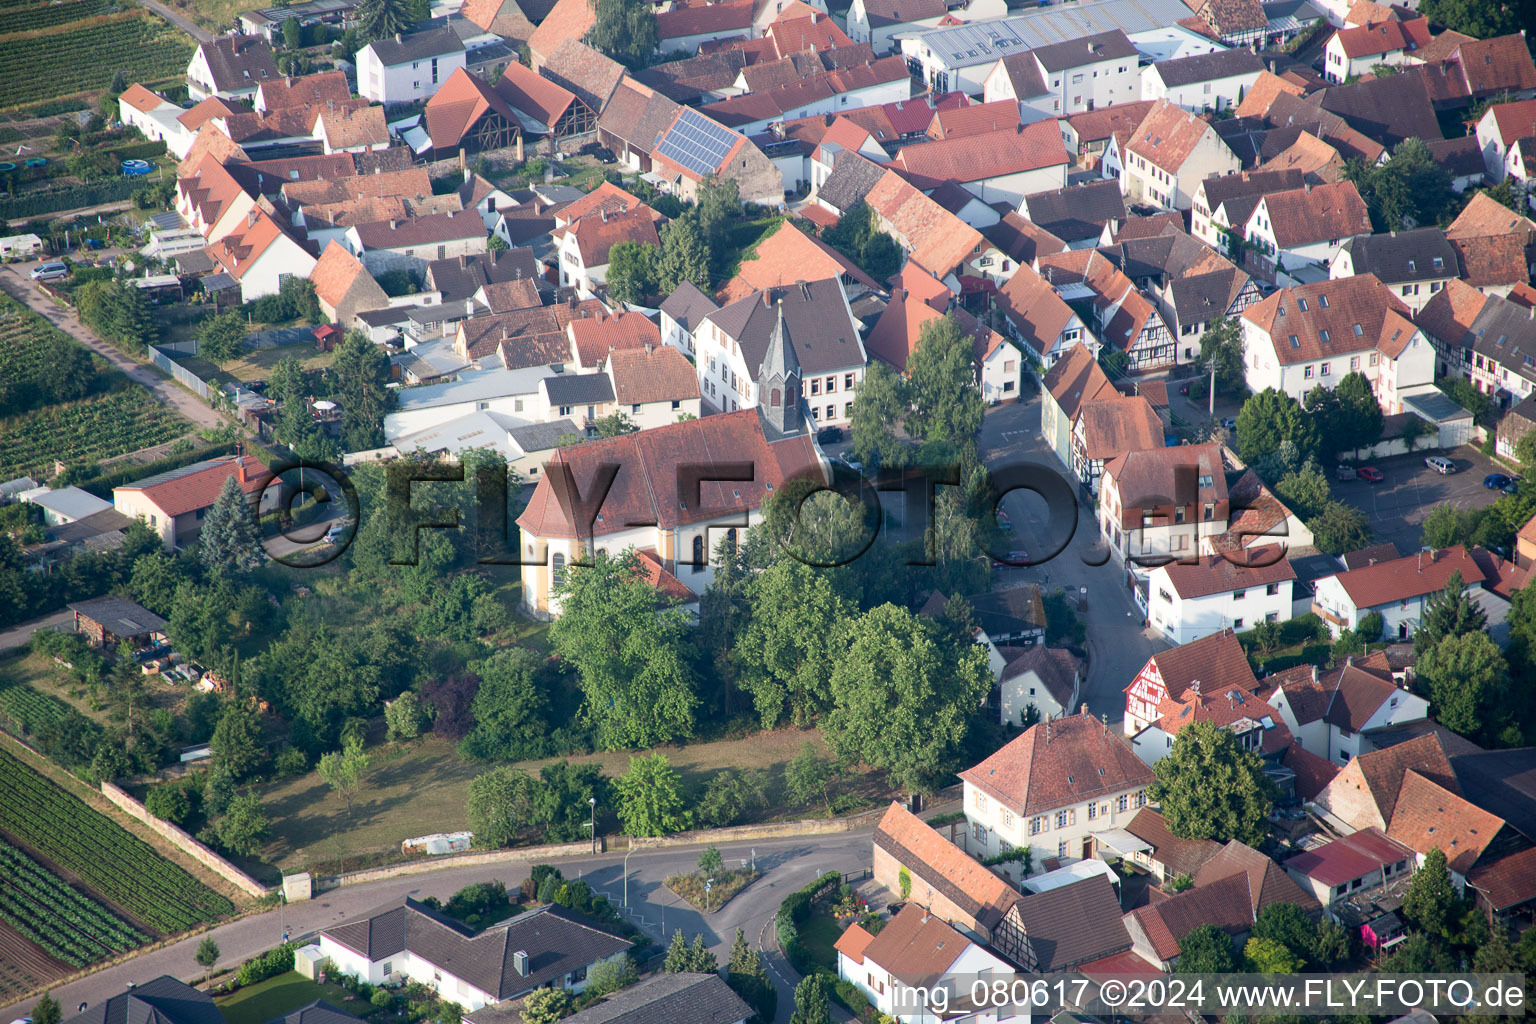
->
459, 254, 467, 269
238, 457, 253, 484
1080, 703, 1089, 716
502, 324, 510, 340
1045, 718, 1051, 743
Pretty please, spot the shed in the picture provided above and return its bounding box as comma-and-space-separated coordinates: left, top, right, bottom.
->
69, 596, 170, 650
294, 943, 325, 979
1401, 390, 1474, 450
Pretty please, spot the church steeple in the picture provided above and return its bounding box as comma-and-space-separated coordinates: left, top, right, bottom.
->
759, 296, 801, 435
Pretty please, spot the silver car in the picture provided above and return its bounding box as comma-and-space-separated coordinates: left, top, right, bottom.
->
29, 261, 68, 281
1425, 456, 1456, 474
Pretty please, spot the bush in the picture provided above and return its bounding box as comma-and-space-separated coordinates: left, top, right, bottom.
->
776, 871, 841, 977
145, 782, 191, 824
273, 747, 308, 778
235, 943, 296, 987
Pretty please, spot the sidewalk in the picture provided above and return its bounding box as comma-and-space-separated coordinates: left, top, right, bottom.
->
0, 609, 72, 653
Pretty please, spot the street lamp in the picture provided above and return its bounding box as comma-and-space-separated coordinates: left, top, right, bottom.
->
624, 843, 636, 908
705, 877, 715, 912
588, 796, 597, 855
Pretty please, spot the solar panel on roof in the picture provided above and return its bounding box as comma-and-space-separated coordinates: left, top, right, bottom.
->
656, 108, 739, 178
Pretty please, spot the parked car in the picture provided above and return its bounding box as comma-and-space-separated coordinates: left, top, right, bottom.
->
996, 510, 1013, 533
29, 261, 68, 281
991, 550, 1030, 568
1426, 456, 1456, 474
1335, 465, 1357, 481
816, 425, 843, 444
1220, 417, 1237, 430
1357, 466, 1384, 483
1485, 473, 1512, 490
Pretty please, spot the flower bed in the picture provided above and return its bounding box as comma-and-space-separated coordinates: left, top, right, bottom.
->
664, 867, 758, 911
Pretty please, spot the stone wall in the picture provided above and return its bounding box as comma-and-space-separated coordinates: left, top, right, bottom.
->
100, 782, 273, 898
626, 807, 888, 850
317, 839, 597, 890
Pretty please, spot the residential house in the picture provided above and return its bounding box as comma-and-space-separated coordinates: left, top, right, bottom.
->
1310, 544, 1489, 640
1223, 468, 1315, 551
1061, 100, 1157, 169
805, 115, 891, 197
1186, 0, 1267, 47
1071, 396, 1164, 494
1019, 31, 1142, 118
177, 152, 257, 242
995, 262, 1090, 366
313, 105, 389, 155
697, 280, 866, 425
847, 0, 947, 55
550, 207, 662, 296
1191, 168, 1306, 252
523, 973, 752, 1024
865, 277, 1021, 403
659, 280, 719, 358
514, 409, 822, 616
527, 0, 598, 70
655, 0, 755, 57
1282, 827, 1417, 909
1122, 625, 1254, 738
1021, 181, 1127, 250
118, 85, 195, 158
1443, 192, 1536, 298
1098, 444, 1229, 575
862, 169, 989, 289
999, 646, 1081, 725
1324, 17, 1431, 82
1428, 135, 1488, 194
891, 120, 1070, 207
871, 801, 1021, 943
1239, 273, 1435, 413
1329, 228, 1458, 314
1117, 807, 1222, 884
1103, 228, 1261, 363
457, 0, 548, 47
604, 345, 702, 429
836, 904, 1029, 1024
1265, 659, 1432, 765
984, 212, 1067, 274
186, 35, 278, 101
1241, 180, 1371, 285
1040, 344, 1118, 470
981, 53, 1057, 125
568, 310, 661, 371
357, 28, 466, 104
68, 596, 168, 651
63, 978, 223, 1024
650, 106, 785, 206
346, 210, 490, 276
1405, 31, 1536, 103
1128, 667, 1296, 767
700, 60, 914, 137
1121, 99, 1243, 211
1142, 48, 1265, 113
1145, 546, 1296, 646
113, 455, 272, 550
202, 208, 318, 302
311, 241, 391, 329
990, 875, 1136, 972
959, 708, 1156, 867
1040, 248, 1176, 371
319, 900, 629, 1009
254, 70, 352, 114
595, 79, 683, 173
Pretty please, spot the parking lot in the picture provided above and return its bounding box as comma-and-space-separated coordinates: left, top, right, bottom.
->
1331, 446, 1507, 553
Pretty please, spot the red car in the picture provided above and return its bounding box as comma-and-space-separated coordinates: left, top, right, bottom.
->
1357, 466, 1384, 483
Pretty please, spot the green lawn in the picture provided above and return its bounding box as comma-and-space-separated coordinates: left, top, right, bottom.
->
216, 972, 371, 1024
799, 911, 845, 969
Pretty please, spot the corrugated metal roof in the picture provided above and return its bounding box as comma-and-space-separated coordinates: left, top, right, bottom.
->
912, 0, 1196, 68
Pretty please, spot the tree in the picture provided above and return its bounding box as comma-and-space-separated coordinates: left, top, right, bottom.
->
385, 691, 427, 740
1307, 501, 1372, 556
727, 929, 776, 1024
195, 937, 221, 969
281, 15, 303, 47
663, 929, 692, 972
738, 560, 855, 727
1244, 937, 1303, 973
824, 604, 992, 795
586, 0, 657, 65
696, 176, 741, 254
331, 329, 393, 451
1150, 721, 1275, 847
906, 315, 984, 457
458, 648, 549, 761
657, 215, 711, 292
697, 844, 723, 873
210, 704, 266, 779
32, 994, 60, 1024
519, 988, 571, 1024
696, 769, 769, 828
1199, 317, 1247, 397
785, 740, 838, 815
604, 242, 659, 305
214, 791, 268, 856
1236, 388, 1320, 467
201, 475, 265, 577
1401, 846, 1457, 935
1415, 571, 1487, 655
789, 974, 831, 1024
1273, 461, 1331, 519
316, 737, 370, 811
1414, 630, 1506, 738
1348, 138, 1457, 231
550, 551, 697, 749
356, 0, 411, 40
847, 360, 910, 470
146, 782, 191, 824
1175, 924, 1239, 973
616, 753, 690, 836
199, 309, 248, 364
1313, 919, 1352, 969
1250, 903, 1314, 966
1306, 373, 1383, 460
586, 956, 637, 997
466, 765, 535, 847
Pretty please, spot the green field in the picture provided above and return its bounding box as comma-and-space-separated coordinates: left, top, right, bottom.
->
0, 10, 194, 110
0, 389, 190, 477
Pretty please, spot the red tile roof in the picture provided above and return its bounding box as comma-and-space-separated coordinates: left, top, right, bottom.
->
926, 99, 1020, 140
656, 0, 754, 38
1128, 628, 1256, 704
120, 83, 169, 114
1282, 742, 1339, 800
633, 548, 697, 606
1467, 846, 1536, 912
310, 240, 371, 308
833, 922, 875, 965
1075, 397, 1164, 461
1387, 770, 1503, 874
1254, 180, 1371, 249
864, 169, 983, 278
873, 802, 1019, 931
495, 60, 577, 128
424, 66, 522, 152
1123, 807, 1222, 877
1454, 34, 1536, 97
257, 71, 351, 111
892, 120, 1068, 186
1242, 272, 1413, 365
960, 710, 1154, 817
1282, 827, 1413, 886
1331, 17, 1430, 60
1193, 839, 1320, 914
718, 220, 877, 304
529, 0, 597, 65
117, 456, 267, 518
1322, 544, 1486, 611
1128, 100, 1224, 176
1042, 344, 1116, 422
1158, 545, 1295, 600
607, 344, 700, 405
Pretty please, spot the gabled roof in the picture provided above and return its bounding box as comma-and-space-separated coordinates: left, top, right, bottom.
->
1042, 344, 1116, 422
1283, 741, 1340, 800
984, 211, 1066, 265
864, 168, 984, 277
1241, 272, 1415, 364
1330, 16, 1430, 60
607, 345, 700, 405
1123, 808, 1222, 877
1468, 846, 1536, 913
1319, 544, 1486, 611
540, 38, 625, 115
1454, 34, 1536, 98
765, 7, 856, 54
996, 263, 1077, 355
656, 0, 754, 39
1001, 646, 1079, 710
315, 104, 388, 150
926, 99, 1021, 140
1338, 227, 1457, 283
424, 67, 522, 152
718, 220, 877, 304
860, 0, 947, 26
1152, 46, 1264, 87
1235, 70, 1307, 119
528, 0, 598, 65
705, 279, 862, 376
115, 455, 266, 517
891, 120, 1068, 187
1157, 546, 1295, 600
817, 150, 888, 213
1387, 770, 1504, 874
1075, 397, 1163, 460
1194, 839, 1320, 913
1064, 99, 1156, 145
994, 52, 1049, 100
63, 977, 223, 1024
858, 902, 976, 979
1283, 827, 1413, 886
311, 240, 380, 309
352, 209, 488, 250
960, 709, 1154, 817
1028, 29, 1137, 72
121, 83, 172, 114
1253, 180, 1369, 249
659, 279, 719, 333
1315, 73, 1441, 147
1445, 194, 1535, 289
1194, 0, 1265, 33
495, 59, 578, 129
516, 409, 821, 539
179, 95, 248, 132
257, 71, 351, 111
1126, 872, 1255, 960
595, 78, 682, 155
194, 34, 279, 92
873, 803, 1020, 930
1128, 100, 1225, 175
364, 26, 463, 66
554, 972, 753, 1024
427, 248, 540, 304
568, 310, 659, 368
1022, 180, 1125, 242
1130, 627, 1256, 703
1006, 875, 1131, 970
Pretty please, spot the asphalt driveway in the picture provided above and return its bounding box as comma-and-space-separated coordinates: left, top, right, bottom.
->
1331, 446, 1506, 553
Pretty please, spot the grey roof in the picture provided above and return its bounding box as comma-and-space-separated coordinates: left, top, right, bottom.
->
543, 372, 616, 404
817, 151, 887, 214
998, 52, 1049, 99
365, 26, 465, 66
705, 279, 864, 376
51, 508, 134, 544
358, 306, 416, 327
1317, 74, 1441, 147
533, 184, 587, 204
202, 272, 239, 292
509, 418, 581, 452
263, 1001, 366, 1024
426, 249, 540, 304
1262, 0, 1325, 30
968, 583, 1045, 639
28, 485, 114, 521
1006, 875, 1132, 971
393, 365, 552, 411
660, 279, 719, 333
324, 900, 629, 1000
1468, 296, 1536, 388
196, 35, 280, 92
560, 973, 753, 1024
1027, 30, 1138, 73
1450, 748, 1536, 845
1199, 168, 1305, 210
1151, 47, 1264, 87
1338, 228, 1457, 283
1022, 180, 1125, 242
68, 596, 170, 637
912, 0, 1196, 70
63, 977, 224, 1024
1428, 135, 1486, 177
1402, 389, 1475, 424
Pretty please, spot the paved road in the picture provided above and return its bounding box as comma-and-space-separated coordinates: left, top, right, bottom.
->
978, 395, 1167, 728
0, 832, 875, 1024
0, 610, 73, 653
0, 264, 226, 432
136, 0, 214, 42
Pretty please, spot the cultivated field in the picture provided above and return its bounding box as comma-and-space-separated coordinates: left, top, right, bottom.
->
0, 389, 191, 477
0, 918, 68, 1004
0, 5, 194, 111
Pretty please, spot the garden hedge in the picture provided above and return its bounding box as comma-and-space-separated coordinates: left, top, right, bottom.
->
0, 177, 141, 220
775, 870, 840, 977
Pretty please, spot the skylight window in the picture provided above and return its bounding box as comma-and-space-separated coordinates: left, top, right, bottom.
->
1320, 329, 1331, 343
1319, 294, 1329, 308
1298, 298, 1308, 311
1290, 335, 1300, 348
1353, 324, 1363, 336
